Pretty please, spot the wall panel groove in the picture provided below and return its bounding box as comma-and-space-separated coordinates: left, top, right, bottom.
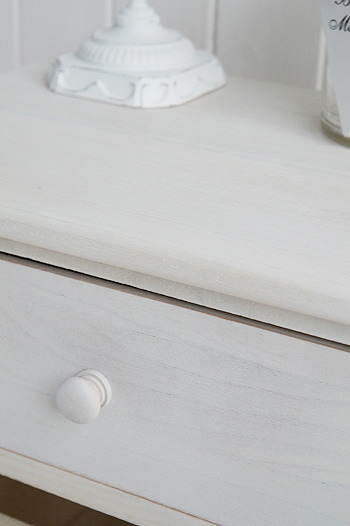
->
205, 0, 218, 53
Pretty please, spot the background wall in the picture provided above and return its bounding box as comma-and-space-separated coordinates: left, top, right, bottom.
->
0, 0, 321, 88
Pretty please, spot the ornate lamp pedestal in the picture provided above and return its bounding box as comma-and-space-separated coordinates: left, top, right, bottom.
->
48, 0, 226, 108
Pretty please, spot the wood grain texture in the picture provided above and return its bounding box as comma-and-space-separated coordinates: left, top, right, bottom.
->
1, 258, 350, 526
0, 67, 349, 333
0, 447, 216, 526
21, 0, 105, 66
2, 241, 350, 347
216, 0, 321, 88
0, 475, 133, 526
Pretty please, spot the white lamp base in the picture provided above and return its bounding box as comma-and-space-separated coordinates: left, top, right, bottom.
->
48, 0, 226, 108
49, 51, 225, 109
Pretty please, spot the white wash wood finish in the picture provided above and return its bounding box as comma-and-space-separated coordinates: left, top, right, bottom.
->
0, 511, 29, 526
216, 0, 321, 88
3, 237, 350, 347
0, 67, 350, 334
0, 451, 215, 526
0, 257, 350, 526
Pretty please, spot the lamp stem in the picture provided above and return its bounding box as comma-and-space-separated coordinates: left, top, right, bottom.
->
128, 0, 149, 8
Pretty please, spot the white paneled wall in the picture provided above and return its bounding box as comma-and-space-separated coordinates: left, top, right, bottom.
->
217, 0, 321, 88
0, 0, 321, 88
21, 0, 105, 66
149, 0, 215, 51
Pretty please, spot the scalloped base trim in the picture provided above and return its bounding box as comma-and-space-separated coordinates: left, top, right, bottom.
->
48, 51, 226, 108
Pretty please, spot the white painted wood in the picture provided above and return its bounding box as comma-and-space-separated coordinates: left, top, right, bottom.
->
21, 0, 105, 66
1, 257, 350, 526
2, 241, 350, 347
0, 512, 30, 526
216, 0, 321, 88
0, 450, 216, 526
0, 67, 349, 335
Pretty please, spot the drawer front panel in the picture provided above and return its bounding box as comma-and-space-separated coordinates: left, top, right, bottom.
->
0, 257, 350, 526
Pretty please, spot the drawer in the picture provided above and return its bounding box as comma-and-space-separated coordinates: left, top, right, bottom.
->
0, 256, 350, 526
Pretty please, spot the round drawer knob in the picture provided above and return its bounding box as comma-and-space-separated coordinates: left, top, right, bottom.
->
56, 369, 112, 424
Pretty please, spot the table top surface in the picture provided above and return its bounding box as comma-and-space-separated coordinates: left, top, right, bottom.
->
0, 65, 349, 328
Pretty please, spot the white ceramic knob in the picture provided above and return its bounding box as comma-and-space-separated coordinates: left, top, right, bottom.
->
56, 369, 112, 424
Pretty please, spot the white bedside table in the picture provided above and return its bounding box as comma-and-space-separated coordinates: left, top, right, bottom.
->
0, 512, 30, 526
0, 66, 349, 526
